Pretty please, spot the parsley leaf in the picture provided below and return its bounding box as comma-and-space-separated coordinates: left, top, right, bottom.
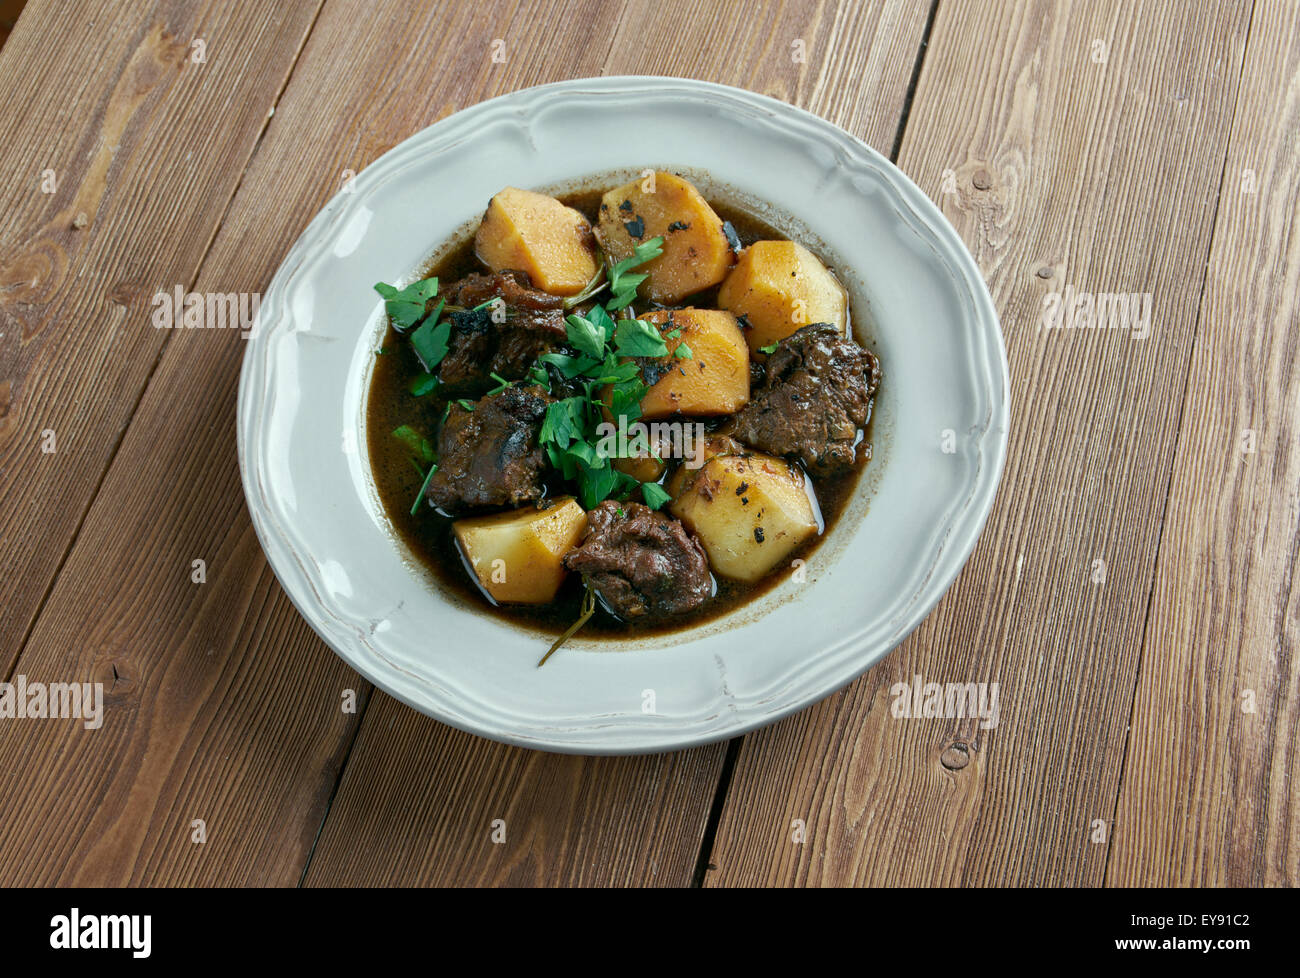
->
614, 318, 669, 358
409, 299, 449, 370
606, 237, 664, 308
538, 350, 600, 379
547, 443, 578, 480
391, 425, 435, 465
587, 304, 618, 345
577, 460, 637, 510
609, 238, 664, 286
641, 482, 672, 510
408, 373, 438, 396
565, 313, 607, 359
608, 375, 647, 421
758, 342, 780, 354
540, 397, 587, 449
375, 276, 439, 330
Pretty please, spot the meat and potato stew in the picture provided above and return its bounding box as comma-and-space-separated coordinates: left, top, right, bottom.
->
366, 171, 881, 660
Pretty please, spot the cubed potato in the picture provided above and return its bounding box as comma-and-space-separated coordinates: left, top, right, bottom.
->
597, 172, 735, 304
665, 434, 746, 493
717, 240, 848, 354
669, 451, 821, 582
452, 498, 587, 604
633, 308, 749, 420
475, 187, 600, 296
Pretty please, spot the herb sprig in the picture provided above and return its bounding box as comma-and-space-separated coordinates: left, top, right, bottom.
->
374, 276, 439, 330
562, 237, 665, 311
527, 238, 679, 511
537, 584, 596, 667
376, 276, 453, 513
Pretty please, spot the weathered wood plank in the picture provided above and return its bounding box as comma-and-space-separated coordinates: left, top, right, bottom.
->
0, 0, 642, 887
1107, 1, 1300, 887
302, 693, 728, 887
301, 0, 933, 887
0, 0, 323, 675
706, 0, 1253, 887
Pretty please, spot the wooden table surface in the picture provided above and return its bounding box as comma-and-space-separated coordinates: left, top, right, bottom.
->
0, 0, 1295, 888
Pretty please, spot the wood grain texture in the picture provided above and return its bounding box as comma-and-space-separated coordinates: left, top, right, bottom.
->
303, 693, 730, 887
705, 0, 1255, 887
302, 0, 933, 888
0, 0, 323, 675
1, 0, 1284, 890
0, 0, 644, 887
1107, 0, 1300, 887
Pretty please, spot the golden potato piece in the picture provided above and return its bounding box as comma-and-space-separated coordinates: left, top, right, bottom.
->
665, 434, 746, 497
717, 240, 848, 354
669, 451, 821, 582
634, 308, 749, 420
597, 172, 735, 304
475, 187, 600, 296
613, 427, 668, 483
452, 498, 587, 604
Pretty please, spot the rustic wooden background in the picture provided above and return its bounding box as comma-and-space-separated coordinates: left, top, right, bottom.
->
0, 0, 1294, 887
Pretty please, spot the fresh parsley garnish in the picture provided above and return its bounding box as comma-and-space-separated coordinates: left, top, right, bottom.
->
392, 424, 438, 514
576, 462, 638, 511
391, 425, 435, 465
540, 397, 587, 449
387, 234, 671, 518
374, 276, 439, 330
561, 236, 665, 312
614, 318, 669, 358
758, 341, 780, 354
485, 372, 514, 396
607, 237, 664, 310
564, 313, 607, 359
641, 482, 672, 510
410, 463, 438, 515
408, 373, 437, 396
409, 299, 449, 371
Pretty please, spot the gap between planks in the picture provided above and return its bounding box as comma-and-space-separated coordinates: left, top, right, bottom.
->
1101, 0, 1259, 887
689, 0, 942, 886
291, 0, 636, 886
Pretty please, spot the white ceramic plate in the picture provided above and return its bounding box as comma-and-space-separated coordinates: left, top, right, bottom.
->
237, 77, 1008, 754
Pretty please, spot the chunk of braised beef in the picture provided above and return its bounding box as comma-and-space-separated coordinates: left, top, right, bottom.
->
563, 501, 712, 619
436, 307, 494, 391
436, 270, 567, 395
447, 269, 565, 312
424, 385, 551, 511
729, 323, 880, 476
